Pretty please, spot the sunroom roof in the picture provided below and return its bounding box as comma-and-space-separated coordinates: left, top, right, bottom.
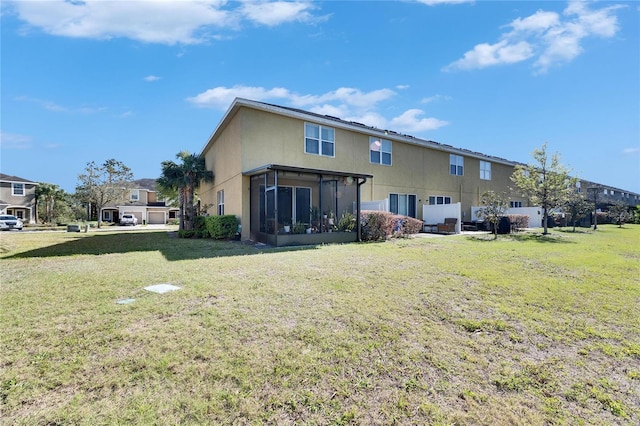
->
243, 164, 373, 179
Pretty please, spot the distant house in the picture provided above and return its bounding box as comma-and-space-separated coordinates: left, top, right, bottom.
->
101, 179, 178, 225
0, 173, 37, 223
577, 179, 640, 208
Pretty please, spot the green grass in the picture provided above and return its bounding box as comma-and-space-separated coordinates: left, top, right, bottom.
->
1, 225, 639, 425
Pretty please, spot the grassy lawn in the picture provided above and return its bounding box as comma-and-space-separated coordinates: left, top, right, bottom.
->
1, 225, 639, 425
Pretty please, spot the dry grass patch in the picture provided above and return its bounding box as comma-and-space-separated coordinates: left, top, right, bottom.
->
1, 225, 639, 424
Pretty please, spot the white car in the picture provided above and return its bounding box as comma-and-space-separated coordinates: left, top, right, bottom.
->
120, 214, 138, 226
0, 215, 23, 231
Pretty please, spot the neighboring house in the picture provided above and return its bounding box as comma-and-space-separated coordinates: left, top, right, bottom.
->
197, 98, 638, 245
101, 179, 178, 225
0, 173, 37, 224
577, 179, 640, 208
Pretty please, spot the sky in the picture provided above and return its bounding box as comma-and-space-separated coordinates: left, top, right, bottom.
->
1, 0, 639, 194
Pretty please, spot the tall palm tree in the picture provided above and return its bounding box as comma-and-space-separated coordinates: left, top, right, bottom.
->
157, 151, 213, 231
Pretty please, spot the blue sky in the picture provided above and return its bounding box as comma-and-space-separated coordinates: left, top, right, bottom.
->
1, 0, 639, 194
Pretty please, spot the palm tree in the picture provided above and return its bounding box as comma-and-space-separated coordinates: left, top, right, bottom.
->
157, 151, 213, 231
35, 182, 66, 225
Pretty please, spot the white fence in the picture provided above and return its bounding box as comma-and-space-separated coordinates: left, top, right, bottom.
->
360, 199, 388, 212
422, 202, 462, 234
470, 206, 542, 228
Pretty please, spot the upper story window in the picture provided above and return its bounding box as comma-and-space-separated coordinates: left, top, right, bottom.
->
12, 183, 24, 196
510, 201, 523, 208
450, 154, 464, 176
305, 123, 335, 157
370, 137, 392, 166
480, 161, 491, 180
130, 190, 139, 202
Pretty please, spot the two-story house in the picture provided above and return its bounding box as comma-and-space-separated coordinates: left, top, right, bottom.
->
0, 173, 37, 223
101, 179, 178, 225
196, 98, 638, 246
196, 98, 529, 245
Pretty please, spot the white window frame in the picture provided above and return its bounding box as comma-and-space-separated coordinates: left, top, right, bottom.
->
510, 201, 523, 208
130, 189, 139, 202
217, 190, 224, 215
389, 193, 417, 218
370, 137, 392, 166
450, 154, 464, 176
428, 196, 452, 205
480, 161, 491, 180
12, 183, 24, 196
304, 123, 335, 157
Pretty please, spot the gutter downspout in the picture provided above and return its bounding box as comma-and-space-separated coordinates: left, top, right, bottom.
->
356, 177, 368, 242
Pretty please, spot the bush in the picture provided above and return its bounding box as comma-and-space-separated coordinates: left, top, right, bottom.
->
596, 211, 612, 224
359, 211, 422, 241
507, 214, 529, 230
395, 215, 423, 237
360, 211, 394, 241
204, 215, 238, 239
178, 229, 196, 238
337, 211, 356, 232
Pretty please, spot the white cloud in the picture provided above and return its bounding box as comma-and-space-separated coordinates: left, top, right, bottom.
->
445, 1, 624, 73
389, 109, 449, 132
187, 85, 449, 135
623, 147, 640, 154
417, 0, 474, 5
16, 95, 105, 114
239, 1, 319, 27
0, 132, 32, 149
421, 94, 452, 104
7, 0, 322, 45
508, 10, 560, 33
144, 75, 161, 82
444, 40, 534, 71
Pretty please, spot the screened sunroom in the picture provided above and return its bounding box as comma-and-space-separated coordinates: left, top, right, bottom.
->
245, 164, 372, 246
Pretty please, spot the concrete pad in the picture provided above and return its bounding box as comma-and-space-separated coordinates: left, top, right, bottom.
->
144, 284, 181, 294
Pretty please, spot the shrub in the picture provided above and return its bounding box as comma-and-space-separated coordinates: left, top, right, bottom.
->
178, 229, 196, 238
204, 215, 238, 239
507, 214, 529, 230
359, 211, 422, 241
395, 215, 423, 237
360, 211, 394, 241
596, 211, 612, 224
337, 211, 356, 232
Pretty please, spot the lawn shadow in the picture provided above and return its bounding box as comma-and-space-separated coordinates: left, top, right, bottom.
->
466, 232, 575, 244
4, 230, 318, 261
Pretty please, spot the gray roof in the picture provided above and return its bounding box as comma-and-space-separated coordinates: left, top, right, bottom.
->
0, 173, 38, 184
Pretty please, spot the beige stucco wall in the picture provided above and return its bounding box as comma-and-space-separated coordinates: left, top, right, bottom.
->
199, 105, 527, 237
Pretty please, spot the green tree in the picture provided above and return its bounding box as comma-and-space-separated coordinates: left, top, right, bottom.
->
608, 201, 631, 228
157, 151, 213, 231
76, 159, 134, 228
511, 143, 577, 235
633, 205, 640, 225
476, 190, 509, 240
35, 182, 66, 225
563, 189, 593, 232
